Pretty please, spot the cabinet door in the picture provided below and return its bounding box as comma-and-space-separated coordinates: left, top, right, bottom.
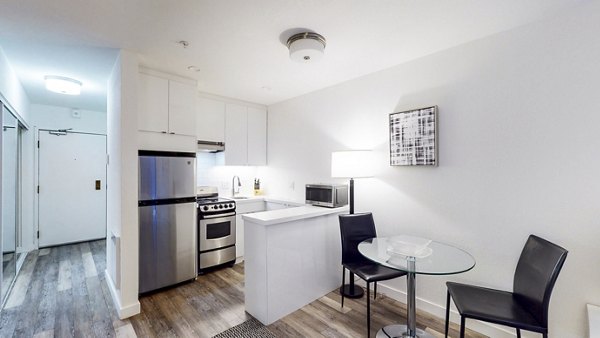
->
196, 97, 225, 142
138, 73, 169, 133
236, 214, 244, 259
224, 103, 248, 165
168, 80, 197, 136
247, 106, 267, 165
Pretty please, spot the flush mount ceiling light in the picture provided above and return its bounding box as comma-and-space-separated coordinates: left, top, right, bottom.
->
286, 32, 326, 63
44, 75, 82, 95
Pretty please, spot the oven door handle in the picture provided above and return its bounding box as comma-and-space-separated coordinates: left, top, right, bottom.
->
201, 212, 236, 219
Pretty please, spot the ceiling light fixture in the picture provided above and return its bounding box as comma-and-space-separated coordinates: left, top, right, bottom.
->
44, 75, 82, 95
286, 32, 326, 63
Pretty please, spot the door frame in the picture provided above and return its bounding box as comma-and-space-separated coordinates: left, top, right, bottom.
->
34, 129, 108, 249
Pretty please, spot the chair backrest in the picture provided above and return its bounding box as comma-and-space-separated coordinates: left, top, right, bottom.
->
513, 234, 568, 327
339, 213, 377, 265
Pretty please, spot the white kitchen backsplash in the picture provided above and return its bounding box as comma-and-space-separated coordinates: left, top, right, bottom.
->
196, 152, 266, 197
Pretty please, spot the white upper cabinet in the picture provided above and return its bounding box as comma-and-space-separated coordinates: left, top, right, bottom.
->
138, 72, 196, 136
196, 97, 225, 142
138, 73, 169, 133
247, 106, 267, 166
224, 103, 248, 165
223, 103, 267, 166
168, 80, 197, 136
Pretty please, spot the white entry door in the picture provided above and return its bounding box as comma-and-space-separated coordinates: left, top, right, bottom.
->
38, 131, 107, 247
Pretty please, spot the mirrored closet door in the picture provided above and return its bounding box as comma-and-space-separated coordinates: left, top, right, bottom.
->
1, 103, 24, 304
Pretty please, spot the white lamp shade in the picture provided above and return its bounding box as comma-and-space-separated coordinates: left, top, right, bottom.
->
44, 75, 82, 95
331, 150, 373, 178
289, 38, 325, 63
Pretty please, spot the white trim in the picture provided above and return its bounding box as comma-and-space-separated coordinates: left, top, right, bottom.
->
588, 304, 600, 338
0, 94, 30, 130
105, 269, 140, 319
33, 127, 39, 249
355, 279, 517, 338
138, 66, 197, 86
197, 91, 267, 110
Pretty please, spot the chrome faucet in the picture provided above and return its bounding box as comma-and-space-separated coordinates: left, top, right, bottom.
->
232, 175, 241, 197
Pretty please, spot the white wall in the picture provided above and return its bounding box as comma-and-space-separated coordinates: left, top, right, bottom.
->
266, 2, 600, 337
105, 50, 140, 319
30, 104, 106, 134
196, 152, 265, 198
0, 46, 29, 123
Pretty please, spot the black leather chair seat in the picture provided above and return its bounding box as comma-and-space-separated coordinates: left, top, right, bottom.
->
345, 262, 406, 283
447, 282, 545, 333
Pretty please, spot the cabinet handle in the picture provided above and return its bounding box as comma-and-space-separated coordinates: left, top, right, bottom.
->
161, 131, 167, 134
170, 132, 175, 135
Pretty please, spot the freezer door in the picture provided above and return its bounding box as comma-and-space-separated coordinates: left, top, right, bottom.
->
139, 201, 197, 293
139, 153, 196, 201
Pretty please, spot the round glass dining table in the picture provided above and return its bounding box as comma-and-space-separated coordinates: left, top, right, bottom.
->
358, 237, 475, 338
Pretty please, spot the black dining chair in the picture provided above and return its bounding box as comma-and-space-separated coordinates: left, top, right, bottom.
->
444, 234, 568, 338
339, 213, 407, 338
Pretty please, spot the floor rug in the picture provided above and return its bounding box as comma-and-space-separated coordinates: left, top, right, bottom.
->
212, 317, 277, 338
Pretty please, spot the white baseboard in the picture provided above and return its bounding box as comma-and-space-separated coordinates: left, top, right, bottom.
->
355, 279, 516, 338
105, 269, 141, 319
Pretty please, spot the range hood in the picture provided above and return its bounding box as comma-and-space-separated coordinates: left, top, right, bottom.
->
197, 140, 225, 153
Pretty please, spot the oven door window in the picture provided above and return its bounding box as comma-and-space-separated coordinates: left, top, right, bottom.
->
207, 221, 231, 239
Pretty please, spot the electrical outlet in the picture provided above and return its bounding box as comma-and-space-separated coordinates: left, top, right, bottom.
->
289, 181, 295, 190
220, 181, 229, 189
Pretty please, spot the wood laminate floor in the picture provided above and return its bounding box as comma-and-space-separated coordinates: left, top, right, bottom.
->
1, 240, 486, 338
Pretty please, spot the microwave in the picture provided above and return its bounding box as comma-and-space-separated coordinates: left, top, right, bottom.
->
305, 184, 348, 208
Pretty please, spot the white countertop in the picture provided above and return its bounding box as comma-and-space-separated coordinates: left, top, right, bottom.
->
225, 195, 305, 206
242, 204, 349, 226
225, 195, 265, 204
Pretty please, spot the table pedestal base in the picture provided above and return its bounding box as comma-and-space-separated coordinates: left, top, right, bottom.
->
339, 284, 364, 298
375, 325, 435, 338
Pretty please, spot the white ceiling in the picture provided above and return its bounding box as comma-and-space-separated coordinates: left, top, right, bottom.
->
0, 0, 587, 111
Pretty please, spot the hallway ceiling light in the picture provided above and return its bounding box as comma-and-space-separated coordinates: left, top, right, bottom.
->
286, 32, 326, 63
44, 75, 82, 95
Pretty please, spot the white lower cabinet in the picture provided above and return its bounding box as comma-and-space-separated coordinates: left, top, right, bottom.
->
235, 200, 266, 260
236, 214, 244, 259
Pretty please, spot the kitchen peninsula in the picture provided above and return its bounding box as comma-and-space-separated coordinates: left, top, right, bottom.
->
243, 204, 349, 325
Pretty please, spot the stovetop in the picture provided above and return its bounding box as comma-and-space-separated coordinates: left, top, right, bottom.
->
197, 195, 236, 214
196, 196, 233, 204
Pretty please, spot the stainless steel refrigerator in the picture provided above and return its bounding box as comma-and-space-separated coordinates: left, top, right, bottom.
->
138, 150, 197, 293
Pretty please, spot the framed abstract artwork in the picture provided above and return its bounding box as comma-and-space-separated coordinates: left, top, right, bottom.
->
389, 106, 438, 166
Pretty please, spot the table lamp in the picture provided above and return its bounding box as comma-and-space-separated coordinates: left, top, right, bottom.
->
331, 150, 373, 298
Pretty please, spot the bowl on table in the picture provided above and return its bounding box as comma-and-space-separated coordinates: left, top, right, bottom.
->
386, 235, 433, 259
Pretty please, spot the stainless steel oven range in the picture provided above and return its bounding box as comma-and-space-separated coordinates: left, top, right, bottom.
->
197, 189, 236, 273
